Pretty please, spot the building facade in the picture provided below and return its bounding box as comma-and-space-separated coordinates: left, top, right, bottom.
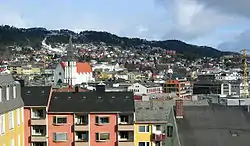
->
21, 86, 52, 146
47, 91, 135, 146
0, 74, 25, 146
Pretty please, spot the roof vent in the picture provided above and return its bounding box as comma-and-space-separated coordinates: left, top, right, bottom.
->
27, 91, 31, 94
98, 96, 102, 99
68, 96, 72, 100
230, 130, 239, 137
41, 90, 45, 94
112, 96, 115, 99
82, 96, 87, 99
125, 96, 129, 99
54, 96, 58, 99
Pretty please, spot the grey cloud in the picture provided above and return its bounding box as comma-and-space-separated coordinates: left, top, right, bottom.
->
194, 0, 250, 18
218, 30, 250, 51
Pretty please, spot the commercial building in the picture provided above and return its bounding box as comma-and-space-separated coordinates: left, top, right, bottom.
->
0, 74, 25, 146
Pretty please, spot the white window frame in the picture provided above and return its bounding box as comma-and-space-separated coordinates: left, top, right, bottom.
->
0, 87, 2, 102
53, 116, 67, 125
17, 108, 20, 126
95, 116, 110, 125
18, 134, 20, 146
13, 85, 16, 99
138, 142, 150, 146
10, 138, 14, 146
0, 114, 5, 135
138, 125, 150, 133
21, 107, 24, 123
53, 132, 68, 142
96, 132, 110, 141
6, 86, 10, 101
8, 111, 14, 130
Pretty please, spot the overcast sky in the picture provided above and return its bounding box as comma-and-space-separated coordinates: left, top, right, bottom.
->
0, 0, 250, 51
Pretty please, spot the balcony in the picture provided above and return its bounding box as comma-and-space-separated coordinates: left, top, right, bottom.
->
74, 114, 88, 131
31, 125, 46, 142
75, 131, 88, 146
118, 124, 134, 131
118, 141, 134, 146
118, 114, 134, 131
32, 142, 47, 146
31, 108, 46, 125
151, 133, 166, 141
30, 119, 46, 125
118, 131, 134, 146
31, 136, 47, 142
75, 142, 89, 146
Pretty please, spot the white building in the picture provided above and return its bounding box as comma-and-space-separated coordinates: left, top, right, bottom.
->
215, 72, 241, 81
92, 63, 124, 72
54, 61, 95, 86
128, 82, 162, 95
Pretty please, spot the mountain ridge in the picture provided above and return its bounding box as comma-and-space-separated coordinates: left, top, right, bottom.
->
0, 25, 236, 58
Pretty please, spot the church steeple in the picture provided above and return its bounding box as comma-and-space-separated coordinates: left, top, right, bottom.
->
66, 35, 75, 61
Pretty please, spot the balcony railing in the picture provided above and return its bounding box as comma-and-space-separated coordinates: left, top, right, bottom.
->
75, 141, 89, 146
30, 118, 46, 125
117, 124, 134, 131
118, 141, 134, 146
30, 135, 47, 142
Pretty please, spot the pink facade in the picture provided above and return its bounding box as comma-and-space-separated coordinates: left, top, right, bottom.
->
48, 113, 74, 146
89, 113, 117, 146
24, 108, 31, 146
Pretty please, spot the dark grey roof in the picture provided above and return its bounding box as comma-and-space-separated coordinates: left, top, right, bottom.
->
21, 86, 51, 106
177, 105, 250, 146
48, 91, 134, 113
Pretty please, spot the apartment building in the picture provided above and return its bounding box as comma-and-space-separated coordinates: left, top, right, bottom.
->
134, 100, 173, 146
21, 86, 52, 146
0, 74, 25, 146
47, 91, 135, 146
166, 78, 192, 99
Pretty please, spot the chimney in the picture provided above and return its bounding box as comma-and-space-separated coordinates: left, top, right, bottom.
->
75, 86, 79, 93
175, 98, 184, 119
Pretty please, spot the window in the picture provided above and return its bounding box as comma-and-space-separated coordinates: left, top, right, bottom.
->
138, 125, 149, 132
0, 115, 5, 134
18, 134, 20, 146
21, 107, 24, 123
75, 115, 88, 125
8, 111, 14, 130
138, 142, 150, 146
17, 108, 20, 126
13, 85, 16, 99
95, 116, 109, 124
0, 87, 2, 102
10, 138, 14, 146
6, 86, 9, 101
53, 132, 67, 142
53, 117, 67, 124
96, 133, 110, 141
156, 125, 161, 131
167, 126, 173, 137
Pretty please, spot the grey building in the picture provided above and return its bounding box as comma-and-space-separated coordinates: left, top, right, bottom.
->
0, 74, 24, 115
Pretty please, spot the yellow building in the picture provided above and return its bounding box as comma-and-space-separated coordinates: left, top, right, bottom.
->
134, 100, 171, 146
10, 64, 41, 75
135, 124, 152, 146
0, 107, 25, 146
0, 74, 25, 146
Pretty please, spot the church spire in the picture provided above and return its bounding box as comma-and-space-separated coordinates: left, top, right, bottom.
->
66, 35, 75, 61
